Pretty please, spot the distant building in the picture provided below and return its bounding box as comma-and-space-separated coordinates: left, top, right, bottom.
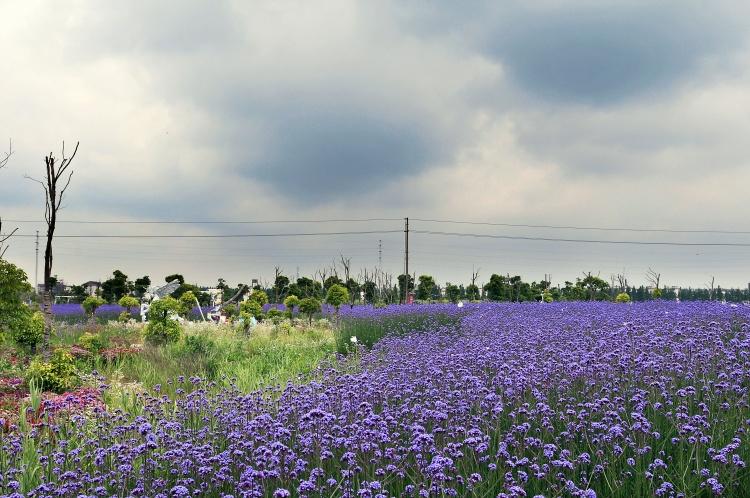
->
83, 281, 101, 296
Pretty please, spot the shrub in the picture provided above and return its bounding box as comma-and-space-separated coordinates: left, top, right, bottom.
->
117, 296, 140, 310
117, 311, 132, 323
144, 320, 181, 345
79, 332, 105, 352
26, 348, 79, 393
178, 291, 198, 317
240, 300, 263, 320
144, 297, 182, 345
615, 292, 632, 303
248, 290, 269, 306
652, 288, 662, 299
325, 284, 349, 314
542, 291, 554, 303
283, 295, 300, 318
374, 300, 387, 309
11, 310, 44, 352
267, 308, 284, 324
299, 297, 321, 325
82, 296, 106, 317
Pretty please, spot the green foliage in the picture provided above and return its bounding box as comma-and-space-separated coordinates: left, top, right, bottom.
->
615, 292, 632, 303
82, 296, 106, 316
325, 284, 349, 312
118, 296, 140, 309
299, 297, 321, 325
164, 274, 185, 285
79, 332, 104, 352
267, 308, 284, 324
652, 288, 663, 299
0, 258, 33, 335
144, 320, 181, 345
465, 284, 480, 301
25, 348, 79, 393
416, 275, 436, 301
178, 291, 197, 317
445, 283, 460, 304
283, 295, 300, 317
11, 310, 44, 351
248, 290, 269, 306
101, 270, 132, 302
117, 311, 132, 323
144, 297, 182, 345
542, 291, 554, 303
240, 300, 263, 320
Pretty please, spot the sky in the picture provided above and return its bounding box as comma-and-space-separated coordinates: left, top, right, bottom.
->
2, 0, 750, 290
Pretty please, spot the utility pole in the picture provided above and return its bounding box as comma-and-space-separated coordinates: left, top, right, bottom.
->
404, 217, 409, 303
378, 239, 382, 269
35, 230, 39, 293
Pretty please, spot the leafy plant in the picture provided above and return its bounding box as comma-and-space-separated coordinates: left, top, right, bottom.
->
78, 332, 104, 352
299, 297, 321, 325
283, 295, 300, 318
117, 295, 140, 310
25, 348, 78, 393
11, 310, 44, 352
248, 290, 269, 306
325, 284, 349, 314
615, 292, 631, 303
82, 296, 106, 317
144, 297, 182, 345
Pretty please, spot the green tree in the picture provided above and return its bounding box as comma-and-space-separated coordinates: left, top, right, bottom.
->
299, 297, 321, 325
325, 283, 349, 315
248, 289, 269, 306
345, 278, 361, 307
118, 295, 140, 310
445, 283, 461, 304
165, 274, 185, 285
0, 259, 33, 336
274, 274, 289, 302
69, 284, 88, 303
397, 274, 415, 302
82, 295, 106, 317
144, 297, 182, 345
133, 275, 151, 297
178, 291, 198, 318
323, 275, 342, 291
615, 292, 631, 303
362, 281, 376, 303
101, 270, 131, 302
465, 284, 480, 301
484, 274, 510, 301
11, 311, 44, 353
283, 295, 300, 319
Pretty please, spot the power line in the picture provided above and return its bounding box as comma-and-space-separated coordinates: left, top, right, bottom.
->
9, 230, 402, 239
411, 218, 750, 235
4, 217, 402, 224
413, 230, 750, 247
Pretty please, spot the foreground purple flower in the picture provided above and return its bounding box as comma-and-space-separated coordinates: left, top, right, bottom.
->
1, 301, 749, 496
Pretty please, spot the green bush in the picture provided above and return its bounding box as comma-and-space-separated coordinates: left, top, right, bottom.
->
299, 297, 321, 325
267, 308, 284, 324
283, 295, 300, 318
240, 300, 263, 320
144, 320, 181, 345
615, 292, 632, 303
178, 291, 197, 317
11, 310, 44, 351
79, 332, 105, 352
117, 311, 133, 323
325, 284, 349, 314
542, 291, 554, 303
182, 334, 217, 356
652, 288, 663, 299
117, 296, 140, 309
26, 348, 79, 393
248, 290, 269, 306
374, 300, 387, 309
82, 296, 106, 316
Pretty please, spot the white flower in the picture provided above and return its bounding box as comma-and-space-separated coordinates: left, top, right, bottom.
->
350, 336, 358, 344
457, 301, 464, 308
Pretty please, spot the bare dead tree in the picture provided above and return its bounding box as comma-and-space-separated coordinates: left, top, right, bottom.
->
471, 267, 480, 287
26, 141, 79, 356
0, 140, 15, 258
616, 272, 628, 292
646, 268, 661, 291
316, 267, 328, 292
706, 276, 716, 301
273, 266, 283, 303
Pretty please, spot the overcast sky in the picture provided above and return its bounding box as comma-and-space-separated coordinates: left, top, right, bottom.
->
2, 1, 750, 290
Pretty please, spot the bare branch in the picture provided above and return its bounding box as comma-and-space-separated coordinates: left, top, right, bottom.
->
0, 139, 12, 170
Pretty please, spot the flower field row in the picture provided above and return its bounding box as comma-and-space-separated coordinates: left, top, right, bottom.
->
1, 302, 749, 497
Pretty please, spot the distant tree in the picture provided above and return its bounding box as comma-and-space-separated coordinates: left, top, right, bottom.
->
362, 280, 377, 303
133, 276, 151, 297
299, 297, 321, 325
248, 289, 269, 306
445, 283, 461, 304
615, 292, 631, 303
283, 295, 300, 319
26, 140, 80, 356
101, 270, 131, 302
345, 278, 360, 307
465, 284, 480, 301
274, 271, 289, 302
325, 283, 349, 317
178, 291, 198, 317
397, 274, 414, 303
69, 285, 88, 303
580, 273, 610, 301
0, 140, 16, 258
324, 275, 342, 291
82, 295, 106, 317
484, 274, 510, 301
165, 274, 185, 285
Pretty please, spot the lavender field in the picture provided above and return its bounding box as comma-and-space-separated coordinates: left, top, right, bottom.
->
2, 302, 750, 497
